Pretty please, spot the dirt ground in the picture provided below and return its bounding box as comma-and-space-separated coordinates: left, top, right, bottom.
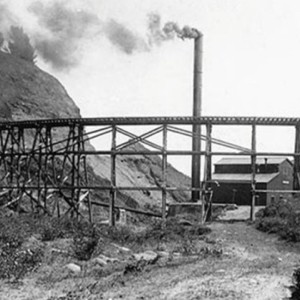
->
0, 207, 299, 300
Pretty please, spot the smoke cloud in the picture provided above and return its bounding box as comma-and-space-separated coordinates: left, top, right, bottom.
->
0, 1, 199, 71
147, 13, 174, 46
0, 2, 18, 37
28, 1, 101, 70
147, 12, 200, 45
104, 19, 149, 54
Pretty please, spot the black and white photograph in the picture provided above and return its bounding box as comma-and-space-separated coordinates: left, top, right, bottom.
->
1, 1, 300, 299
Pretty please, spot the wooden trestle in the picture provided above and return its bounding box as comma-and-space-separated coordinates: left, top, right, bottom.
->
0, 116, 300, 225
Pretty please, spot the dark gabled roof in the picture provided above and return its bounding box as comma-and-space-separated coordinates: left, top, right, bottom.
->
215, 156, 291, 166
212, 173, 279, 184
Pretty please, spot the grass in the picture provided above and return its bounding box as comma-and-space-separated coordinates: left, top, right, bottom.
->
0, 211, 212, 279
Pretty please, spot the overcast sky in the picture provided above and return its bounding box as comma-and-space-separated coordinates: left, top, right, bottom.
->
3, 0, 300, 174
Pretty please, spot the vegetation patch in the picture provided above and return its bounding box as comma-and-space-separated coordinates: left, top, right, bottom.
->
289, 267, 300, 299
255, 198, 300, 242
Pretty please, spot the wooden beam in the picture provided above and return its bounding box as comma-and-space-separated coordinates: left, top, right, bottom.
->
294, 124, 300, 190
250, 124, 256, 221
204, 123, 212, 221
109, 125, 116, 226
162, 124, 167, 221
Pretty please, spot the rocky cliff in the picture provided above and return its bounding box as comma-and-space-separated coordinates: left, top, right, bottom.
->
0, 51, 190, 214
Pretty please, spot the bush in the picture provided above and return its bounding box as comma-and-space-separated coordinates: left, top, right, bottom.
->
72, 220, 99, 261
0, 222, 43, 279
39, 217, 74, 241
255, 199, 300, 242
289, 268, 300, 299
255, 216, 287, 234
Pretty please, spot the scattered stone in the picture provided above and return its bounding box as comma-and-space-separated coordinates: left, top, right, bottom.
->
133, 250, 158, 263
97, 254, 120, 264
99, 220, 110, 225
249, 279, 258, 285
225, 204, 238, 211
50, 248, 68, 255
22, 236, 44, 252
157, 251, 169, 258
66, 263, 81, 273
112, 243, 131, 253
108, 257, 120, 263
178, 219, 194, 226
156, 251, 170, 265
94, 257, 107, 266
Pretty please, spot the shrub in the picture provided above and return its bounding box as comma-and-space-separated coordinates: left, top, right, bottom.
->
0, 224, 43, 279
72, 220, 99, 261
255, 216, 287, 234
39, 217, 74, 241
255, 199, 300, 242
289, 268, 300, 299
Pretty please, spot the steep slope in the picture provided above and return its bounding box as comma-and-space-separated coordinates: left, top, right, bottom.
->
0, 52, 80, 120
0, 51, 190, 213
90, 143, 190, 211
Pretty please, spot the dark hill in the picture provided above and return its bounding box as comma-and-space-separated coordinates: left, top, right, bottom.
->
0, 51, 190, 215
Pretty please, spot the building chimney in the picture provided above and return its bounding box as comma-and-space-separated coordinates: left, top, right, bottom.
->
191, 33, 203, 201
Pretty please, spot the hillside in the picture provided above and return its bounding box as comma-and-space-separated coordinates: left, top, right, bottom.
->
0, 51, 190, 215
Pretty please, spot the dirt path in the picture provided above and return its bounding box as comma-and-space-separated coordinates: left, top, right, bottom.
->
101, 222, 299, 300
1, 221, 300, 300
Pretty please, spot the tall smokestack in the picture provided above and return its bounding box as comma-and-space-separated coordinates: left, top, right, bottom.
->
191, 33, 203, 202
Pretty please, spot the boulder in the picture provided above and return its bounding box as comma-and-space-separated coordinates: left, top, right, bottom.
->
66, 263, 81, 273
133, 250, 158, 264
93, 257, 107, 266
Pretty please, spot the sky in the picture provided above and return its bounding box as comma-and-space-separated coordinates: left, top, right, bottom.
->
1, 0, 300, 175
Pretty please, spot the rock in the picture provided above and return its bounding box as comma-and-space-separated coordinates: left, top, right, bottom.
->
178, 219, 194, 226
22, 236, 44, 253
249, 279, 258, 285
97, 254, 120, 264
66, 263, 81, 273
173, 252, 181, 257
157, 251, 169, 258
112, 243, 131, 253
157, 251, 170, 264
133, 250, 158, 263
99, 220, 110, 225
107, 257, 120, 263
225, 204, 238, 211
94, 257, 107, 266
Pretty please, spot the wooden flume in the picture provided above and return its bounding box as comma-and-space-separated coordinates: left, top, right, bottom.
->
0, 116, 299, 224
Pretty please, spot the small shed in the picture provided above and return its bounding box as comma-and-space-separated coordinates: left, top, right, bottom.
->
211, 157, 293, 205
